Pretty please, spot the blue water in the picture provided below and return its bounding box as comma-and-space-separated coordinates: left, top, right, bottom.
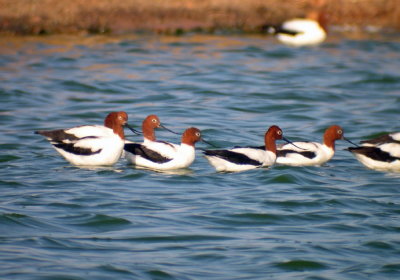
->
1, 34, 400, 280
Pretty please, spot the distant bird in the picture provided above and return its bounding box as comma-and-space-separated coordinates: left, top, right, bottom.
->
125, 127, 208, 170
263, 10, 327, 46
347, 132, 400, 171
203, 125, 290, 172
35, 111, 140, 166
276, 125, 356, 166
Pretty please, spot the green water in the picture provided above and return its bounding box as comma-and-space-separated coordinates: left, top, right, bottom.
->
1, 34, 400, 279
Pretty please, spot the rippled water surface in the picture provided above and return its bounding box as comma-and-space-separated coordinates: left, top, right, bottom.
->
1, 33, 400, 279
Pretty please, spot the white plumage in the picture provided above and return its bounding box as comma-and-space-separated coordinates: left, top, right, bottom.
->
277, 141, 333, 166
276, 125, 352, 166
36, 111, 133, 166
204, 147, 277, 172
348, 132, 400, 172
275, 18, 326, 46
125, 127, 203, 171
204, 125, 284, 172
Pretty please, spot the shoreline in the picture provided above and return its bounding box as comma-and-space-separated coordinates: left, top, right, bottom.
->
1, 0, 399, 36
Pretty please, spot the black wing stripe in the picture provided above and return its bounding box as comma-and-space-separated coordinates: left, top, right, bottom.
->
361, 134, 400, 145
124, 143, 172, 164
276, 27, 302, 36
277, 149, 316, 159
54, 143, 102, 156
204, 150, 262, 166
264, 25, 302, 36
234, 145, 265, 150
348, 147, 399, 163
35, 129, 81, 142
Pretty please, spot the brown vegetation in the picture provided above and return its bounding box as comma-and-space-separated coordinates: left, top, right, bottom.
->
0, 0, 399, 35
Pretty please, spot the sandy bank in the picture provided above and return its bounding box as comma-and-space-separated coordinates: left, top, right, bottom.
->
1, 0, 399, 35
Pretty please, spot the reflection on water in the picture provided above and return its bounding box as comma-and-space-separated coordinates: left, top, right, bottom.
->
1, 33, 400, 279
131, 165, 195, 176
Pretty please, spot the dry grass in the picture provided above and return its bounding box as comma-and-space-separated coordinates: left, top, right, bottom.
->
0, 0, 399, 35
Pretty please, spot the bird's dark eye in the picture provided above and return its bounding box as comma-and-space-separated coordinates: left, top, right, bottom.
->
196, 132, 201, 137
277, 130, 282, 135
338, 130, 343, 134
152, 119, 157, 123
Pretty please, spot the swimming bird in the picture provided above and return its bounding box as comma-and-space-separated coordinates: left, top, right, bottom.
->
124, 127, 205, 170
276, 125, 354, 166
128, 114, 179, 158
347, 132, 400, 171
35, 111, 140, 166
203, 125, 288, 172
358, 132, 400, 147
264, 10, 327, 46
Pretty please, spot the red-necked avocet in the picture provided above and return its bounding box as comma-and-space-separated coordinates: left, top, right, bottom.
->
347, 132, 400, 172
35, 111, 140, 166
264, 7, 327, 47
276, 125, 356, 166
203, 125, 291, 172
124, 127, 208, 170
124, 114, 179, 157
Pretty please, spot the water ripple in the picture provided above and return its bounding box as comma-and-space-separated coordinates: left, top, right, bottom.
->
1, 34, 400, 279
